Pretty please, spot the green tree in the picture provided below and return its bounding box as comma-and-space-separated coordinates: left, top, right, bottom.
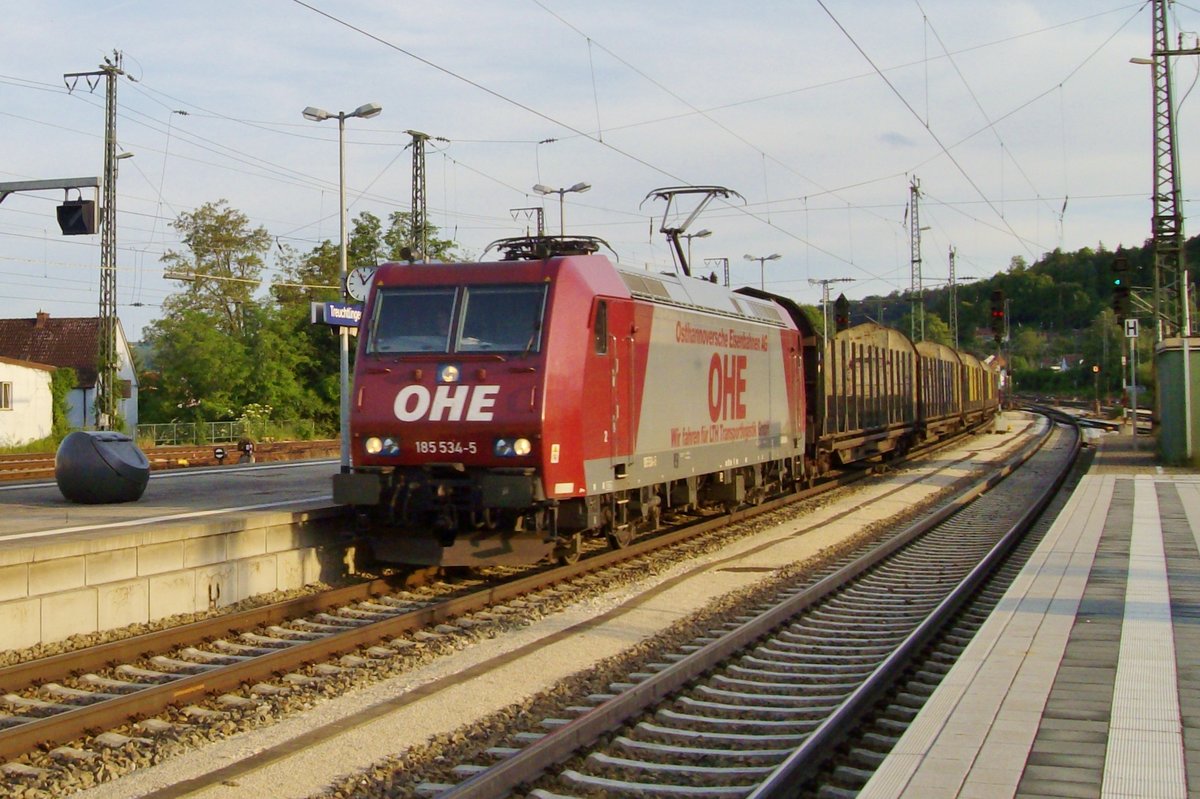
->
383, 210, 459, 261
921, 313, 953, 347
143, 201, 462, 430
271, 240, 338, 306
896, 310, 953, 346
50, 367, 76, 438
142, 309, 251, 422
240, 304, 327, 423
349, 212, 385, 268
160, 200, 271, 336
1011, 328, 1044, 371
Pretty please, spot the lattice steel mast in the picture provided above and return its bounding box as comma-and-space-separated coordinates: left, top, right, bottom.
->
404, 130, 448, 262
1147, 0, 1195, 338
406, 130, 429, 261
909, 177, 924, 342
65, 51, 124, 430
949, 246, 959, 347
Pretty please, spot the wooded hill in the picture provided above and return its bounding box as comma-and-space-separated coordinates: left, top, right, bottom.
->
848, 234, 1200, 395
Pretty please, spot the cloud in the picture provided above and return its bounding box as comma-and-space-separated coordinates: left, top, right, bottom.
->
0, 0, 1190, 335
880, 131, 918, 148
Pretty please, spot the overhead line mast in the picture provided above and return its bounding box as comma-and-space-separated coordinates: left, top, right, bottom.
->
406, 130, 429, 262
65, 50, 125, 430
1143, 0, 1198, 339
909, 177, 924, 342
949, 246, 959, 348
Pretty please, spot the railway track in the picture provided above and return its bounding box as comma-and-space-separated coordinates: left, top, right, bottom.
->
372, 418, 1078, 799
0, 440, 338, 482
805, 462, 1080, 799
0, 417, 1033, 793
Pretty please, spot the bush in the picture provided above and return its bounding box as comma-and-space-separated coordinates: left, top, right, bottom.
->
0, 435, 61, 454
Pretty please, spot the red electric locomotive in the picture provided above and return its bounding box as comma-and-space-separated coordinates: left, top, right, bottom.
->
333, 237, 807, 566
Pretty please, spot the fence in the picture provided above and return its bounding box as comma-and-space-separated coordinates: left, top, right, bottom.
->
135, 420, 319, 447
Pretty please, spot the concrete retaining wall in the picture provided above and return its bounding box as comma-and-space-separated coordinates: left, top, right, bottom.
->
0, 504, 349, 651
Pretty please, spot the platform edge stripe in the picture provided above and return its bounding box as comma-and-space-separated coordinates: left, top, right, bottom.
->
1100, 477, 1187, 799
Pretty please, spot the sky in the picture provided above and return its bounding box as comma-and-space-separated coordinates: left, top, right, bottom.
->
1, 1, 1196, 341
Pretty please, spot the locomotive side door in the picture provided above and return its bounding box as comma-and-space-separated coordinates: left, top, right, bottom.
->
606, 299, 637, 477
581, 297, 636, 486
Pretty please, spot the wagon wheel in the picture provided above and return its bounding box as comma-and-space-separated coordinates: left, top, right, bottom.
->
555, 532, 583, 565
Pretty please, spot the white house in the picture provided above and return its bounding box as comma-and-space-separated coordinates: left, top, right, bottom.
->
0, 312, 138, 432
0, 355, 54, 446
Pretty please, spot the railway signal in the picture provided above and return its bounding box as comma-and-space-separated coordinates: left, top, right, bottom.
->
56, 199, 98, 235
1112, 283, 1131, 321
834, 294, 850, 332
1111, 256, 1130, 321
989, 289, 1004, 344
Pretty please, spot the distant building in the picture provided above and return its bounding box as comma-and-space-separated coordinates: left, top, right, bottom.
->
0, 312, 138, 431
0, 355, 55, 445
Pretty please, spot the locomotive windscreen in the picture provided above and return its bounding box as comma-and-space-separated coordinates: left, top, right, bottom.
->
367, 283, 546, 355
368, 287, 457, 353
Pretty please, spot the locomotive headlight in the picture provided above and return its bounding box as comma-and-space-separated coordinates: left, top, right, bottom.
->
438, 364, 460, 383
364, 437, 400, 456
494, 437, 533, 457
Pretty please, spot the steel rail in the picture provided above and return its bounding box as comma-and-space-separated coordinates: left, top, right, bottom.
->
748, 418, 1080, 797
436, 420, 1060, 799
0, 475, 826, 761
1, 578, 403, 695
0, 418, 997, 762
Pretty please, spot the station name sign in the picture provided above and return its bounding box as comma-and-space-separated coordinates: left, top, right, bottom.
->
311, 301, 363, 327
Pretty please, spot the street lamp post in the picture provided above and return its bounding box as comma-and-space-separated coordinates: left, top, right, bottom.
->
532, 182, 591, 236
303, 102, 382, 474
744, 253, 781, 290
683, 229, 712, 268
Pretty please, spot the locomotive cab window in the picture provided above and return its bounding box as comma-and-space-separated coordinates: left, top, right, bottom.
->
593, 300, 608, 354
459, 285, 547, 353
368, 287, 457, 353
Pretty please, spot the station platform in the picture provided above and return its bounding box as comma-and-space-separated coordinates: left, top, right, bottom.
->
861, 433, 1200, 798
0, 461, 347, 651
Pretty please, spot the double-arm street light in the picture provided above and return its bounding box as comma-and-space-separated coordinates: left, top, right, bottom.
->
302, 101, 382, 474
533, 182, 591, 236
744, 252, 781, 290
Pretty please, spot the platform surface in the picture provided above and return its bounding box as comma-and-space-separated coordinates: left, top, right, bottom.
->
861, 432, 1200, 798
0, 459, 336, 550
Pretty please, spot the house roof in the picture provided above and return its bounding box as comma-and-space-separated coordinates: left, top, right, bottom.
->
0, 313, 103, 387
0, 354, 57, 373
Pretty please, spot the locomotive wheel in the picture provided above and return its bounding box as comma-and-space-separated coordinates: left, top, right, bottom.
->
555, 532, 583, 565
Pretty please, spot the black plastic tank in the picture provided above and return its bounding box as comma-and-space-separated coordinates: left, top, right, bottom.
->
55, 431, 150, 504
